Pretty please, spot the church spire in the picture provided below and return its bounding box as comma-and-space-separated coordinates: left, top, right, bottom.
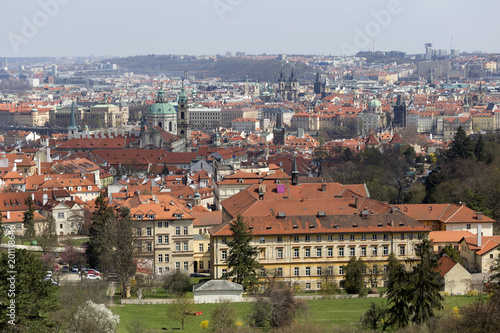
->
291, 154, 299, 186
68, 101, 78, 138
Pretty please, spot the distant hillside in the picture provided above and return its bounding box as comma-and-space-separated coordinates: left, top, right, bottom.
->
104, 55, 315, 81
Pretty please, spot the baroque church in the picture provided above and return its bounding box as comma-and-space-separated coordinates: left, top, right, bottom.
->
277, 69, 298, 101
138, 86, 192, 152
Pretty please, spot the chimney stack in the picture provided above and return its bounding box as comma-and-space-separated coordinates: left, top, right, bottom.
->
477, 212, 483, 220
354, 197, 359, 209
43, 193, 48, 205
6, 211, 10, 220
477, 225, 482, 247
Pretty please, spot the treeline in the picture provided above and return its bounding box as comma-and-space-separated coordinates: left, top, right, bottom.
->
105, 55, 315, 81
322, 128, 500, 222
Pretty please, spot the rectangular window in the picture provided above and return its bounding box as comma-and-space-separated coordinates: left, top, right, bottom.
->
372, 247, 378, 256
222, 237, 226, 244
158, 254, 163, 263
277, 236, 283, 243
400, 233, 405, 240
277, 267, 283, 277
467, 224, 471, 230
372, 234, 378, 240
146, 228, 152, 236
147, 243, 152, 252
350, 247, 355, 256
183, 242, 188, 251
350, 235, 355, 241
305, 267, 311, 276
157, 221, 162, 228
361, 234, 366, 240
317, 235, 321, 242
339, 266, 344, 275
305, 248, 311, 257
165, 254, 169, 262
222, 268, 227, 275
328, 266, 333, 275
305, 235, 310, 242
361, 247, 367, 256
58, 212, 64, 219
383, 246, 389, 256
176, 243, 180, 251
175, 262, 180, 270
199, 244, 204, 252
293, 248, 299, 258
327, 247, 333, 257
339, 247, 344, 257
294, 267, 299, 276
328, 235, 333, 241
305, 283, 311, 290
384, 265, 388, 274
221, 250, 227, 260
317, 282, 322, 289
294, 236, 299, 242
316, 248, 322, 257
165, 235, 169, 244
399, 245, 405, 256
260, 236, 266, 243
277, 248, 283, 258
183, 226, 188, 235
165, 222, 169, 228
317, 267, 322, 276
184, 262, 188, 271
384, 234, 389, 240
157, 235, 162, 244
409, 234, 413, 240
136, 228, 142, 237
339, 235, 344, 241
260, 268, 266, 277
175, 227, 180, 235
199, 261, 204, 269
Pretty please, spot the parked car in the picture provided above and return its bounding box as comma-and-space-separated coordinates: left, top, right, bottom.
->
86, 274, 101, 280
53, 264, 59, 271
87, 270, 101, 276
189, 273, 207, 278
43, 277, 58, 286
70, 268, 79, 274
61, 266, 70, 273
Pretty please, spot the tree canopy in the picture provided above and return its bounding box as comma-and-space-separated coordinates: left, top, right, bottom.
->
224, 214, 261, 292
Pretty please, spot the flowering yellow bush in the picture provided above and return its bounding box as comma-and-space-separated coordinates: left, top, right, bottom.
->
236, 321, 243, 327
452, 306, 461, 319
200, 320, 209, 329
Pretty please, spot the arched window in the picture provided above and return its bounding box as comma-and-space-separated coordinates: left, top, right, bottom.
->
180, 130, 184, 135
181, 112, 185, 120
169, 122, 172, 132
158, 121, 162, 128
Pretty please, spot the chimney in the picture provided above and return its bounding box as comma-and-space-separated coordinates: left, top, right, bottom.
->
46, 147, 51, 163
321, 184, 327, 192
13, 163, 16, 172
43, 193, 48, 205
477, 212, 483, 220
6, 211, 10, 220
477, 225, 482, 247
31, 193, 35, 201
354, 197, 359, 209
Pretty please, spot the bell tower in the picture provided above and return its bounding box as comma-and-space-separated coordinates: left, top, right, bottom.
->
177, 84, 191, 152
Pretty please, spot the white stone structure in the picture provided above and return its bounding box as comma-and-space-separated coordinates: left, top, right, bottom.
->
193, 280, 243, 304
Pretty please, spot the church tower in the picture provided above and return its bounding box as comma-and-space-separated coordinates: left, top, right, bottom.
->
177, 84, 192, 152
68, 101, 78, 138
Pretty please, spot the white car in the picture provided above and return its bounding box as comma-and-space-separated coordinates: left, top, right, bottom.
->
86, 274, 101, 280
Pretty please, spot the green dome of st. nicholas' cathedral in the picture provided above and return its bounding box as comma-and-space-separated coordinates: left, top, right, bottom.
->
148, 87, 176, 114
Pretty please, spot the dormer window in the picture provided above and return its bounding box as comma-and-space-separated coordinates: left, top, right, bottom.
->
136, 215, 144, 220
238, 178, 243, 183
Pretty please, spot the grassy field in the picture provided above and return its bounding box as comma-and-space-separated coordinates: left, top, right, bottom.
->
59, 237, 89, 247
111, 295, 478, 333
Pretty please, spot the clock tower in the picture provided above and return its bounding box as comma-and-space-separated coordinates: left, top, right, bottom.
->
177, 84, 191, 152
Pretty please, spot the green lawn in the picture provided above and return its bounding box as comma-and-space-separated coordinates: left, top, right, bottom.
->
111, 295, 478, 333
59, 237, 89, 247
1, 235, 37, 245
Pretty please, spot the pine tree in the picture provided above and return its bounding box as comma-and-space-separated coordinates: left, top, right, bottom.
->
343, 257, 367, 294
410, 238, 443, 325
224, 214, 260, 292
23, 196, 36, 239
445, 126, 475, 160
86, 195, 114, 269
387, 252, 412, 329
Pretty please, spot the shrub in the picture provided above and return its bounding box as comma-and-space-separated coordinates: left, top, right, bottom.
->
368, 287, 379, 294
162, 270, 191, 297
320, 281, 340, 295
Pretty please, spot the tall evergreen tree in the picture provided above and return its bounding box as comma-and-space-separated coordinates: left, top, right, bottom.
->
343, 257, 367, 294
86, 195, 114, 269
224, 214, 260, 292
112, 207, 136, 299
445, 126, 475, 160
410, 238, 443, 325
474, 134, 487, 161
23, 196, 36, 239
387, 252, 412, 329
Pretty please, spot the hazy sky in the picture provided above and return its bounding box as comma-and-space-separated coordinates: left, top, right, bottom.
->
1, 0, 499, 57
